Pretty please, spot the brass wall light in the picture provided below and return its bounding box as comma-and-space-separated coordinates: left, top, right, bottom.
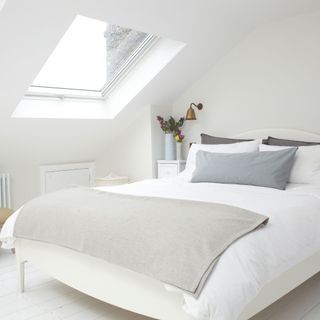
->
185, 103, 203, 120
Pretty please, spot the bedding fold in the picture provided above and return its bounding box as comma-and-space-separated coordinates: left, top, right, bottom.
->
13, 187, 268, 296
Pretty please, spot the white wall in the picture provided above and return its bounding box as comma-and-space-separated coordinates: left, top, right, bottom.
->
173, 11, 320, 152
95, 104, 173, 181
96, 105, 153, 181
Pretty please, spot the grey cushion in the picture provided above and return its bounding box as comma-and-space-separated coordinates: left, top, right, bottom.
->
200, 133, 252, 145
191, 148, 297, 190
201, 133, 268, 145
267, 136, 320, 146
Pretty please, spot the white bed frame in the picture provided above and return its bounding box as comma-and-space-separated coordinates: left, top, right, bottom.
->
15, 128, 320, 320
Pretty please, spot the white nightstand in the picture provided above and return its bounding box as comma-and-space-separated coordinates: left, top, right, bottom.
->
157, 160, 186, 178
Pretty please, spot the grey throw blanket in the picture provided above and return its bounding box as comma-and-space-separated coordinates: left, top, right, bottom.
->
14, 187, 268, 296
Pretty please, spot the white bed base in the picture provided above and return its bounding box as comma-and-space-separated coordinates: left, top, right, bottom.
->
15, 129, 320, 320
15, 239, 320, 320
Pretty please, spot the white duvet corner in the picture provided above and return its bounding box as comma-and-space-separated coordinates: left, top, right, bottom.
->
0, 209, 20, 249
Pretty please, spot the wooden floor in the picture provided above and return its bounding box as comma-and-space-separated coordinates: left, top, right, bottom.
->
1, 248, 320, 320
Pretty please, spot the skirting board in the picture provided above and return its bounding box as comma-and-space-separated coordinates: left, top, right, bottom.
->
15, 239, 320, 320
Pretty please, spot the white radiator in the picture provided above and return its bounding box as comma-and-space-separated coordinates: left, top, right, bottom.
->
0, 173, 11, 208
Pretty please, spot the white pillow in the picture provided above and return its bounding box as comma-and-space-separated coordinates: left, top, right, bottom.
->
185, 139, 261, 175
259, 144, 320, 184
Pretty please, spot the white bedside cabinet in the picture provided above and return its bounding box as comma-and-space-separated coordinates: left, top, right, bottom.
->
157, 160, 186, 178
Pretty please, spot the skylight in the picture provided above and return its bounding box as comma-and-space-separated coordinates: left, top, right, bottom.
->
27, 15, 155, 99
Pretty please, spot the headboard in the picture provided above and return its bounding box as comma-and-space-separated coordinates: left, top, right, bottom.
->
233, 128, 320, 142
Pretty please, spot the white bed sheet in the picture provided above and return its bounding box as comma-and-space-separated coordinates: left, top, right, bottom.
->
1, 177, 320, 320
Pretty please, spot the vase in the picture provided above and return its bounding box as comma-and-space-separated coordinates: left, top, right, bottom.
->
165, 133, 176, 160
176, 142, 183, 160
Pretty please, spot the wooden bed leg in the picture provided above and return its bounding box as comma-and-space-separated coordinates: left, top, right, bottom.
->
17, 261, 25, 293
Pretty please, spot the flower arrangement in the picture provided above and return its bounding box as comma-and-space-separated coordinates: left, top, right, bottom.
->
157, 116, 185, 160
156, 116, 184, 134
175, 130, 185, 143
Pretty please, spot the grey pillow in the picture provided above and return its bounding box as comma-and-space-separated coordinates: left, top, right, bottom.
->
201, 133, 269, 145
267, 136, 320, 146
200, 133, 252, 144
191, 148, 297, 190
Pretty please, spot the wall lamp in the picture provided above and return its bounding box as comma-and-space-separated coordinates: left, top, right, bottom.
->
185, 103, 203, 120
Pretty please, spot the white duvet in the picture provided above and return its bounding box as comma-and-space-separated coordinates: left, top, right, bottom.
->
1, 176, 320, 320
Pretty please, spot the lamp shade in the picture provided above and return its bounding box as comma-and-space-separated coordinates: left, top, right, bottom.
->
186, 106, 196, 120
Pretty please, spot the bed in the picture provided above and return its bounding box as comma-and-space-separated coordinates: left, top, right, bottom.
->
1, 128, 320, 320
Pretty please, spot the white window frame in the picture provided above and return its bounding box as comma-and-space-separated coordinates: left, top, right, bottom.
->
25, 35, 158, 101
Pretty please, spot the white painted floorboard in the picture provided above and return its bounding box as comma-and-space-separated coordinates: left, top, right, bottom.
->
1, 248, 320, 320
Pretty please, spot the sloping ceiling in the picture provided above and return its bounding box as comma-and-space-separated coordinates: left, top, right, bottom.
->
1, 0, 320, 206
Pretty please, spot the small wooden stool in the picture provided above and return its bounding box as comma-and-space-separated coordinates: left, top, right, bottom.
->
0, 208, 13, 226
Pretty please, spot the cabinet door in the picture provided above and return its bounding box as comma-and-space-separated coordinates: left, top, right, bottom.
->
158, 164, 178, 178
44, 169, 91, 194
